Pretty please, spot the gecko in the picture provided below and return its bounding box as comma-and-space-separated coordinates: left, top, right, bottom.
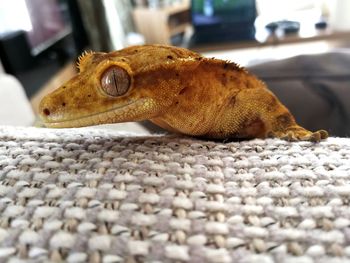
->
39, 44, 328, 141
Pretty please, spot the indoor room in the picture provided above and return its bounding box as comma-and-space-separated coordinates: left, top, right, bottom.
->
0, 0, 350, 262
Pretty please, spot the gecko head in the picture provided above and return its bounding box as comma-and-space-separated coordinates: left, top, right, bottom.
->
39, 48, 177, 128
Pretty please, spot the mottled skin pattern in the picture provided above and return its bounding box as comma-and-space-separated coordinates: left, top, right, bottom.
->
39, 45, 328, 141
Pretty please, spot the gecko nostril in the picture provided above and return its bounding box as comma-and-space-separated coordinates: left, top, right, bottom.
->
43, 108, 50, 116
62, 102, 66, 106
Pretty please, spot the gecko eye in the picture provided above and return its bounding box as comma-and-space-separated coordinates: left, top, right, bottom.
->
101, 66, 130, 97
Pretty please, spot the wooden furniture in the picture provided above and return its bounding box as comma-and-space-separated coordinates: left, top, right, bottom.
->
132, 2, 190, 44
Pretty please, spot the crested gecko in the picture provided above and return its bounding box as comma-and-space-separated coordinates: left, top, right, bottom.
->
39, 45, 328, 141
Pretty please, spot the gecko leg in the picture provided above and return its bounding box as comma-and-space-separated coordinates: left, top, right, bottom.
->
228, 88, 328, 142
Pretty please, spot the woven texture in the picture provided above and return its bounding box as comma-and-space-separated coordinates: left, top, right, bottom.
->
1, 126, 350, 263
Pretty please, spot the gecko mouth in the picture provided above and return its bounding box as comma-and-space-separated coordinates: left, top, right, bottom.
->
42, 99, 147, 128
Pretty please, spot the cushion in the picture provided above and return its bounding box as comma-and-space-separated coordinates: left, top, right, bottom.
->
249, 51, 350, 137
0, 126, 349, 262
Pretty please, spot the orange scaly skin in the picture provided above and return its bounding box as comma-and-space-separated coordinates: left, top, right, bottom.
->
39, 45, 328, 141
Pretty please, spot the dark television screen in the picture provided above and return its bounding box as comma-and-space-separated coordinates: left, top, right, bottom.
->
192, 0, 256, 27
0, 0, 70, 55
25, 0, 71, 55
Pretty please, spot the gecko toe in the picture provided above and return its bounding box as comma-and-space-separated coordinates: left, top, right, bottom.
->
269, 126, 328, 142
310, 132, 321, 142
319, 130, 329, 139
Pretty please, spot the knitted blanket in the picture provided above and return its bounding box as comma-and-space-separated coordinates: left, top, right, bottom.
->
0, 126, 350, 262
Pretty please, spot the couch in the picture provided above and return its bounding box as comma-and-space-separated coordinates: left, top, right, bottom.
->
0, 52, 349, 262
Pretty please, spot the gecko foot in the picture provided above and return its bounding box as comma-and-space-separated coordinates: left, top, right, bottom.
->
268, 126, 328, 142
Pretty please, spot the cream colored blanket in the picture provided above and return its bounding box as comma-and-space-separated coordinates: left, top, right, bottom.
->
0, 126, 349, 262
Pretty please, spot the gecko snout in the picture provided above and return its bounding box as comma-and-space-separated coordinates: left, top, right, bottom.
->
38, 95, 63, 123
41, 100, 67, 117
39, 98, 53, 122
39, 96, 49, 116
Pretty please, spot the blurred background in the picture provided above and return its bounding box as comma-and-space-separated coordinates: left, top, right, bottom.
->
0, 0, 349, 136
